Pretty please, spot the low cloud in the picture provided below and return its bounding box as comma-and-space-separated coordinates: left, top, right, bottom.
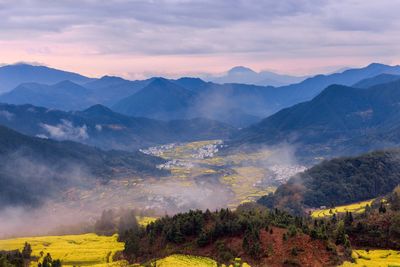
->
0, 110, 14, 120
41, 119, 89, 141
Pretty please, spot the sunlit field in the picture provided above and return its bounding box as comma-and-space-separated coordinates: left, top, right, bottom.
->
311, 199, 374, 218
147, 254, 217, 267
341, 249, 400, 267
137, 216, 157, 226
143, 255, 251, 267
142, 140, 303, 207
0, 233, 124, 267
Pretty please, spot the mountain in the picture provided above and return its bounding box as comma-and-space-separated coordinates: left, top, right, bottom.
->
257, 149, 400, 215
233, 79, 400, 160
84, 76, 154, 105
0, 103, 236, 151
113, 78, 262, 127
112, 78, 197, 120
276, 63, 400, 106
171, 77, 210, 92
208, 66, 307, 86
0, 76, 153, 111
0, 63, 92, 93
2, 63, 399, 128
0, 80, 94, 110
353, 73, 400, 88
113, 63, 400, 127
0, 125, 166, 208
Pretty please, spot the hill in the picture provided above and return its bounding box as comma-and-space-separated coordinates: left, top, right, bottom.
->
0, 63, 92, 93
0, 81, 94, 110
120, 204, 349, 266
276, 62, 400, 106
233, 80, 400, 160
84, 76, 154, 106
352, 73, 400, 88
207, 66, 306, 86
0, 125, 166, 208
257, 149, 400, 215
0, 103, 235, 151
112, 78, 197, 120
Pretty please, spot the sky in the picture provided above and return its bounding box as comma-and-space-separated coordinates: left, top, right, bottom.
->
0, 0, 400, 79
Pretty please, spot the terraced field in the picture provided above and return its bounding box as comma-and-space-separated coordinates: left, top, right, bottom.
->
311, 199, 375, 218
0, 233, 124, 267
148, 254, 218, 267
144, 255, 251, 267
341, 249, 400, 266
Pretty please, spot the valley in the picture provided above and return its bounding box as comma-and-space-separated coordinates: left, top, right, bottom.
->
44, 140, 305, 220
3, 0, 400, 265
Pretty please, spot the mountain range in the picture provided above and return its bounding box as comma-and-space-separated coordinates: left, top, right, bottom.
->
0, 63, 92, 93
232, 76, 400, 160
2, 63, 400, 127
206, 66, 307, 86
0, 103, 235, 151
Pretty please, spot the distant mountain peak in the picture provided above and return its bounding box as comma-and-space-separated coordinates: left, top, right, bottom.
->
53, 80, 87, 90
228, 66, 257, 75
148, 77, 173, 87
81, 104, 116, 117
367, 62, 388, 68
99, 75, 127, 82
176, 77, 205, 82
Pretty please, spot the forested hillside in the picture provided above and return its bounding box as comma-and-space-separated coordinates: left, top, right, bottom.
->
0, 125, 166, 208
258, 149, 400, 215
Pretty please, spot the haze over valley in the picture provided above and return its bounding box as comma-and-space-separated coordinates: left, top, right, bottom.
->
2, 1, 400, 266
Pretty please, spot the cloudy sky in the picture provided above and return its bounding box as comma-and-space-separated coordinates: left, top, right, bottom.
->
0, 0, 399, 78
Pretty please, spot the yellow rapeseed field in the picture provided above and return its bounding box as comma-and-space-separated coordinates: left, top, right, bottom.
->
341, 249, 400, 266
0, 233, 124, 267
0, 234, 252, 267
145, 255, 251, 267
311, 199, 374, 218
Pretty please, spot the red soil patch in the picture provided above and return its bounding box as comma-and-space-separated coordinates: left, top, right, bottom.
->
137, 226, 345, 266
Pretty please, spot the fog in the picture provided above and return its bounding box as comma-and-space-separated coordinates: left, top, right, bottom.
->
0, 140, 308, 239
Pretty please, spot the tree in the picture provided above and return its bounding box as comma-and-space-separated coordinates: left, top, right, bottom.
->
334, 221, 350, 248
389, 214, 400, 238
391, 189, 400, 211
118, 210, 139, 240
22, 242, 32, 259
124, 233, 140, 261
344, 212, 353, 226
94, 210, 116, 236
42, 253, 52, 267
288, 225, 297, 237
52, 259, 62, 267
379, 202, 387, 213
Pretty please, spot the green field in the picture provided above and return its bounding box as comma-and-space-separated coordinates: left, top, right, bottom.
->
341, 249, 400, 266
311, 199, 374, 218
0, 233, 124, 267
